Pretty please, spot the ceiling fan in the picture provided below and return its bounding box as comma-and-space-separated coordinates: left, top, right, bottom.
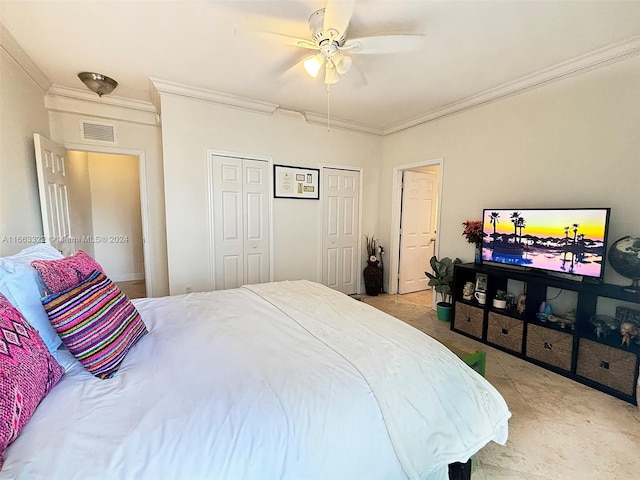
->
256, 0, 425, 85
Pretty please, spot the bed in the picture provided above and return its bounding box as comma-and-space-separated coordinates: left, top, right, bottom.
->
0, 247, 510, 480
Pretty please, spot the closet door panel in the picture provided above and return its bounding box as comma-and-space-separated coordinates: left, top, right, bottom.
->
211, 155, 270, 290
243, 160, 269, 285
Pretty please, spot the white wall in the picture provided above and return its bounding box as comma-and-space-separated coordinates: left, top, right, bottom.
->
48, 111, 169, 296
159, 94, 383, 295
4, 28, 637, 295
65, 150, 95, 257
0, 46, 50, 255
380, 56, 640, 287
87, 153, 144, 282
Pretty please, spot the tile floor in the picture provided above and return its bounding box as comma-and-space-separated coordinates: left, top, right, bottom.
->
117, 279, 146, 299
361, 290, 640, 480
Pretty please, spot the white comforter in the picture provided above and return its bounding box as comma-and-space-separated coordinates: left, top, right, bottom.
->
2, 280, 510, 480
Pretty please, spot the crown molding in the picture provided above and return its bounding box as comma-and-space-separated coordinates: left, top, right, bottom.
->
303, 112, 383, 136
0, 24, 51, 92
384, 36, 640, 136
46, 85, 156, 112
45, 85, 159, 125
149, 77, 382, 135
149, 77, 279, 115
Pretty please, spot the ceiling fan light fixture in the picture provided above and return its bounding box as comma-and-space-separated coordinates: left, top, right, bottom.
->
77, 72, 118, 97
324, 61, 340, 85
332, 52, 352, 75
303, 55, 324, 78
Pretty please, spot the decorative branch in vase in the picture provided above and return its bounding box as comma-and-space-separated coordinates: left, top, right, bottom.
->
365, 234, 378, 263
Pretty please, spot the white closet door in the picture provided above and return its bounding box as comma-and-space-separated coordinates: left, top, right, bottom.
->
322, 168, 360, 295
243, 160, 270, 285
211, 155, 270, 290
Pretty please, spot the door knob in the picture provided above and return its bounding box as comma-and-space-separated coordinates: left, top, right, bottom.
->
253, 244, 257, 249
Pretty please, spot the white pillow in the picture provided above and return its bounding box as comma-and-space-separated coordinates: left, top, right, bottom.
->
0, 244, 64, 356
0, 243, 63, 272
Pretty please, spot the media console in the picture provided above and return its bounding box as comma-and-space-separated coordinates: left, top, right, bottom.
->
451, 262, 640, 404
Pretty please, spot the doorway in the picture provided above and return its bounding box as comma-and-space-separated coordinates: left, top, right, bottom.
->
67, 151, 146, 298
34, 135, 151, 298
389, 159, 443, 295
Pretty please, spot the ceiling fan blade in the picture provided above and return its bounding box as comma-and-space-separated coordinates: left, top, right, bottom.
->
278, 50, 312, 81
323, 0, 356, 39
280, 58, 306, 82
343, 62, 367, 88
343, 34, 425, 54
236, 29, 318, 50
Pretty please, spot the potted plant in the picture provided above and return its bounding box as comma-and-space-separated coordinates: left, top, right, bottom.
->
425, 255, 462, 321
493, 289, 507, 309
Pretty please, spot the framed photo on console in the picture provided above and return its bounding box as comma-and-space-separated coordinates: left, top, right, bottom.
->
274, 165, 320, 200
475, 273, 488, 292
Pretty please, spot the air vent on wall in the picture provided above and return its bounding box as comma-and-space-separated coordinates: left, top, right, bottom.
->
79, 120, 117, 145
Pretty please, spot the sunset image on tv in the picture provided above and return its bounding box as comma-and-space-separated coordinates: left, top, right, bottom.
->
481, 208, 610, 278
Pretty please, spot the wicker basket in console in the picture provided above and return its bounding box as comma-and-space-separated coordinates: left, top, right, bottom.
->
487, 312, 524, 353
453, 303, 484, 340
576, 339, 638, 396
526, 323, 573, 371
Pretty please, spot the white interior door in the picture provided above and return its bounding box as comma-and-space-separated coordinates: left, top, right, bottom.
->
243, 160, 270, 285
322, 168, 360, 295
33, 134, 73, 255
398, 170, 437, 294
211, 155, 270, 290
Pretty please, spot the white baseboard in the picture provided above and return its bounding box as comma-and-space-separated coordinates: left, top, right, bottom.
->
110, 273, 144, 282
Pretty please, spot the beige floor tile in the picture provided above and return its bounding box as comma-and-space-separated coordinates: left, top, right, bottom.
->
117, 279, 146, 299
480, 420, 639, 479
475, 462, 554, 480
361, 289, 640, 480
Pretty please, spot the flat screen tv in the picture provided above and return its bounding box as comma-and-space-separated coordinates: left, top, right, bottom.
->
481, 208, 611, 280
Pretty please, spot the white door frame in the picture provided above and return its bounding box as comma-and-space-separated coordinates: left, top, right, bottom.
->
389, 158, 444, 294
64, 142, 153, 298
319, 164, 364, 293
207, 149, 274, 291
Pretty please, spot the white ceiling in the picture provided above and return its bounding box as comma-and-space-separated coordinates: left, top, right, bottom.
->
2, 0, 639, 132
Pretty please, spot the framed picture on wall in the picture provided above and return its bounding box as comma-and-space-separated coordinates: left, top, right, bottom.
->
274, 164, 320, 199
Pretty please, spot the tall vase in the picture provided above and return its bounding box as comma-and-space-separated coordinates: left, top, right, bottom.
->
363, 260, 382, 296
474, 243, 482, 265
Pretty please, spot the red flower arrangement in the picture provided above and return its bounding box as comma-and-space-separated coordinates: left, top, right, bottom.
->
462, 220, 483, 245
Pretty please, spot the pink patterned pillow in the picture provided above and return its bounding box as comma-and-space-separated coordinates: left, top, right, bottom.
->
0, 293, 64, 468
32, 250, 103, 294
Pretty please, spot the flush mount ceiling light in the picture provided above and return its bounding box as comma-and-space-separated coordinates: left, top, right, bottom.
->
77, 72, 118, 97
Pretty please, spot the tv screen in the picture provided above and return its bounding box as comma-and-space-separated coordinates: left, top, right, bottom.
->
481, 208, 611, 279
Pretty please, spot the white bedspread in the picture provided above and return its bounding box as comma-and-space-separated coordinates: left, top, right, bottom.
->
1, 280, 510, 480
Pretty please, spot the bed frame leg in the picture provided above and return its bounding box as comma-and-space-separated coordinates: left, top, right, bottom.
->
448, 459, 472, 480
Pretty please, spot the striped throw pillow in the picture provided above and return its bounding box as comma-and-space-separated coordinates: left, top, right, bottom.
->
42, 270, 147, 379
